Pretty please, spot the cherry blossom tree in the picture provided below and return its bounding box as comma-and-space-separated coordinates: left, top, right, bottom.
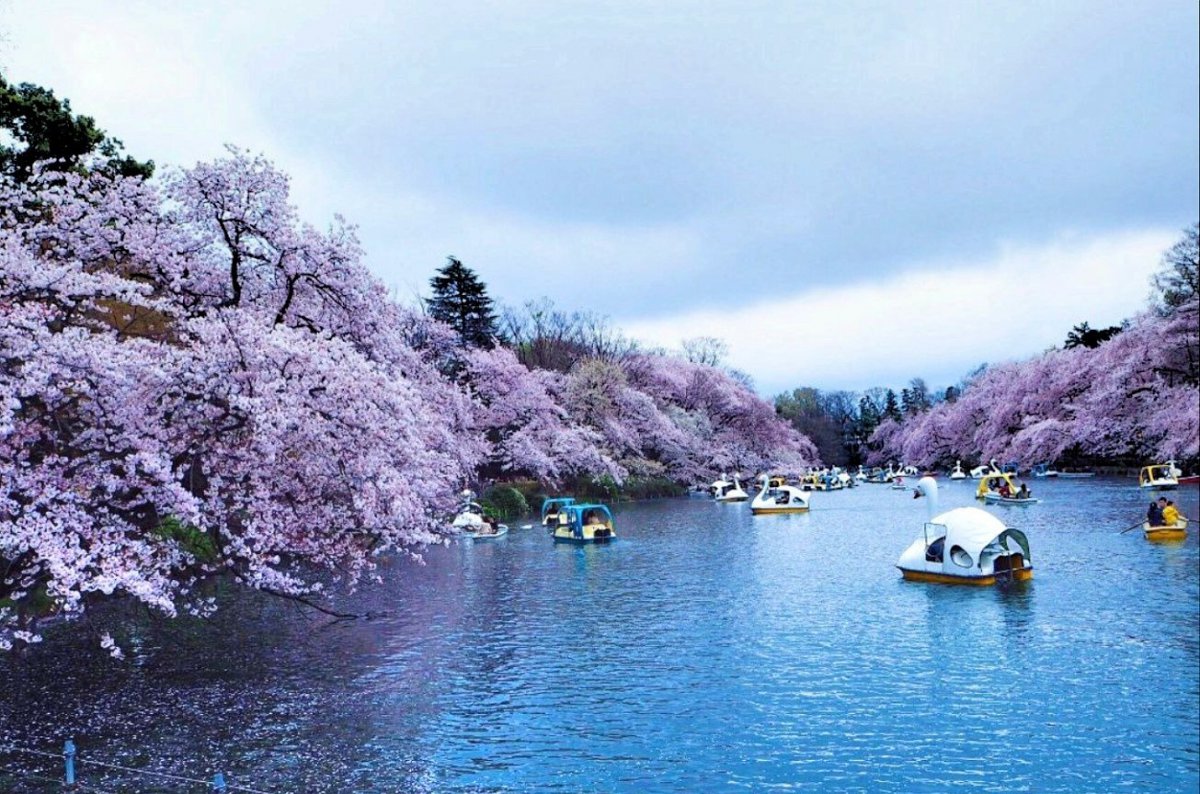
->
1, 153, 483, 650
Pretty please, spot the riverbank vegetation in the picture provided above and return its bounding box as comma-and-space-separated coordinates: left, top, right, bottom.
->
0, 81, 815, 650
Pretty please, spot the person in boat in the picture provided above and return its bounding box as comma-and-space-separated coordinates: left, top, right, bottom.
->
925, 536, 945, 563
1016, 483, 1031, 499
585, 511, 605, 527
480, 515, 498, 535
997, 480, 1013, 498
1162, 500, 1181, 526
1147, 499, 1165, 526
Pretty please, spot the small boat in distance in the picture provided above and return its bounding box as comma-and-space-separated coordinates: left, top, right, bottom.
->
969, 463, 994, 479
1144, 517, 1188, 542
462, 522, 508, 540
949, 461, 967, 480
1031, 463, 1059, 478
1057, 471, 1096, 478
714, 475, 750, 502
1139, 464, 1179, 490
750, 475, 811, 514
976, 472, 1039, 504
551, 503, 616, 543
891, 475, 907, 490
896, 477, 1033, 585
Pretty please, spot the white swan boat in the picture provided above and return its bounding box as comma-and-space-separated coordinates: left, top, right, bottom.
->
949, 461, 967, 480
750, 475, 810, 514
1139, 463, 1179, 490
897, 477, 1034, 585
715, 475, 749, 502
451, 495, 485, 533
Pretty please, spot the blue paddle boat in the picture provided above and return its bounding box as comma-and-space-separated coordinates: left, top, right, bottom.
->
551, 503, 616, 543
541, 497, 576, 530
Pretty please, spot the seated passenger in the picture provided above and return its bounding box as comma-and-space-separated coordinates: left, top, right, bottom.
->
926, 536, 946, 563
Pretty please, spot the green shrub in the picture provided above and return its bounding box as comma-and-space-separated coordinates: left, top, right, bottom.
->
480, 485, 529, 520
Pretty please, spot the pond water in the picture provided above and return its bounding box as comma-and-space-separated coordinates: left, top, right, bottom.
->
2, 477, 1198, 792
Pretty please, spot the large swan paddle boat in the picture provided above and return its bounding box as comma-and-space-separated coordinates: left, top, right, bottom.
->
949, 461, 967, 480
750, 475, 811, 514
897, 477, 1033, 585
1139, 463, 1180, 490
714, 475, 750, 502
1143, 517, 1188, 543
976, 472, 1040, 505
541, 497, 576, 530
551, 503, 616, 543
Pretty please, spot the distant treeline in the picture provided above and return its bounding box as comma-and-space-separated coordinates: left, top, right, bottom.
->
795, 225, 1198, 471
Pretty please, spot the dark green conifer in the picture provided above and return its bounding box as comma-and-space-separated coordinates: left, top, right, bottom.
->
427, 257, 498, 347
0, 75, 153, 181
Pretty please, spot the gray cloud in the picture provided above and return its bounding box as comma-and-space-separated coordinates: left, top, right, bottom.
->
2, 0, 1196, 390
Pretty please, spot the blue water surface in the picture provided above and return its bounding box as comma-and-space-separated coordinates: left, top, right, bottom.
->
2, 477, 1197, 792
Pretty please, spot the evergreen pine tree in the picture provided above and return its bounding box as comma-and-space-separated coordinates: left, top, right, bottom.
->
884, 389, 902, 422
427, 257, 498, 347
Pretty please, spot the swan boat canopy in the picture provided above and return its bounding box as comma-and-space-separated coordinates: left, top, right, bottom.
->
968, 464, 993, 479
1143, 517, 1188, 542
1139, 465, 1179, 490
551, 503, 616, 543
898, 477, 1033, 585
451, 500, 485, 532
751, 476, 811, 514
541, 497, 576, 528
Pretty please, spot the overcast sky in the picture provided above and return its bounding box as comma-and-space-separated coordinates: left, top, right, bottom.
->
3, 1, 1197, 393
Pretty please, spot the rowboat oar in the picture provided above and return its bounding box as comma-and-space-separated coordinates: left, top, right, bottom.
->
1118, 521, 1144, 534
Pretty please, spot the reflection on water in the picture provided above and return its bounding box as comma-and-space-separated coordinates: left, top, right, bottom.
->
2, 479, 1197, 792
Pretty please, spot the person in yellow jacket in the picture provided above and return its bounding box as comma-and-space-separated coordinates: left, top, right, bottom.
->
1161, 500, 1181, 526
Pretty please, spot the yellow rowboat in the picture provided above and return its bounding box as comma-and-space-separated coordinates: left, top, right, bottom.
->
1143, 518, 1188, 542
